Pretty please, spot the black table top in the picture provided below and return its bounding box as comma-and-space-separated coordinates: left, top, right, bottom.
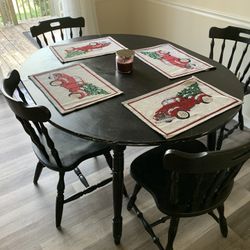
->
21, 34, 243, 146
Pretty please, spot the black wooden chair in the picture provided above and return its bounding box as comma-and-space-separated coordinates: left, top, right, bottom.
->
209, 26, 250, 149
127, 140, 250, 250
2, 70, 118, 228
30, 16, 85, 48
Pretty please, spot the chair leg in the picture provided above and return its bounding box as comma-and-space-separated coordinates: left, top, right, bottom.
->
166, 217, 180, 250
104, 151, 129, 198
217, 205, 228, 237
216, 126, 225, 150
56, 172, 65, 228
238, 108, 244, 130
33, 161, 44, 185
122, 183, 129, 198
104, 151, 113, 168
127, 183, 141, 211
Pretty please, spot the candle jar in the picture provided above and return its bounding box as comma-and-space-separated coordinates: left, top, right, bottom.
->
116, 49, 135, 74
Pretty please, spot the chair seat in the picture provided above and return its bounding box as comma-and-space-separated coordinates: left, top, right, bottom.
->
130, 140, 231, 215
33, 124, 111, 171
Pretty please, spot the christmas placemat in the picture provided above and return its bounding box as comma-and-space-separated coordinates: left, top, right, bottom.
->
135, 44, 214, 79
123, 76, 242, 139
50, 36, 126, 63
29, 63, 123, 114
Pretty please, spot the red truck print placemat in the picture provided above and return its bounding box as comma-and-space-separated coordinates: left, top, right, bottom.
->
29, 63, 123, 114
123, 76, 242, 139
135, 44, 214, 79
50, 36, 127, 63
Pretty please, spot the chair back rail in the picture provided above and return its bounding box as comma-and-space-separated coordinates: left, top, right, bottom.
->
209, 26, 250, 149
164, 142, 250, 210
2, 70, 62, 167
209, 26, 250, 86
30, 16, 85, 48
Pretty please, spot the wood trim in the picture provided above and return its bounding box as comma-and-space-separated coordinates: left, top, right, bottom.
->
147, 0, 250, 27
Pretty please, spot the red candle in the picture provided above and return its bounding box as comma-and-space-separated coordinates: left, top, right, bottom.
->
116, 49, 135, 74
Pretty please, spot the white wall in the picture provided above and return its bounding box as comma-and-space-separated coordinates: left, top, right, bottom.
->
94, 0, 249, 55
94, 0, 250, 126
168, 0, 249, 21
95, 0, 132, 34
129, 0, 250, 56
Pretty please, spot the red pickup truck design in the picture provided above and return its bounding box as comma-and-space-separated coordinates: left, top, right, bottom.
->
49, 72, 108, 99
65, 41, 111, 56
157, 50, 193, 68
141, 50, 195, 69
49, 73, 87, 98
154, 92, 212, 122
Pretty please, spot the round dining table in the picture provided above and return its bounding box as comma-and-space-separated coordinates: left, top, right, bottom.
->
20, 34, 243, 244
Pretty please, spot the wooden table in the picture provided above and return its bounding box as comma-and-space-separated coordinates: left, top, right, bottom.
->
20, 34, 243, 244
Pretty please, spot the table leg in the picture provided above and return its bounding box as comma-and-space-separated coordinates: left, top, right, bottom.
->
112, 145, 126, 244
207, 131, 217, 150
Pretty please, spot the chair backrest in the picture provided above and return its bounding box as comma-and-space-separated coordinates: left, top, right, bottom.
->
209, 26, 250, 93
163, 142, 250, 212
2, 70, 62, 167
30, 16, 85, 48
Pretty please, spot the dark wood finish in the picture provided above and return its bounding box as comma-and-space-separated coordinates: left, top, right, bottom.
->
33, 161, 44, 184
2, 70, 114, 227
207, 130, 217, 150
217, 205, 228, 237
30, 16, 85, 48
128, 140, 250, 249
21, 34, 243, 146
209, 26, 250, 148
167, 217, 180, 250
1, 86, 250, 250
112, 145, 126, 244
20, 34, 244, 244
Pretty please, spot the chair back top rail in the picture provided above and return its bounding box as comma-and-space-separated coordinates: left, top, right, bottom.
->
163, 141, 250, 210
30, 16, 85, 48
209, 26, 250, 84
164, 141, 250, 173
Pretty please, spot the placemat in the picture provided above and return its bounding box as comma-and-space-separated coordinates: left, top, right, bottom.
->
50, 36, 126, 63
123, 76, 242, 139
29, 63, 123, 114
135, 44, 214, 79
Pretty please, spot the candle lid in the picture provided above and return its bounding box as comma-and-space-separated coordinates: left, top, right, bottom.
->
116, 49, 134, 58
